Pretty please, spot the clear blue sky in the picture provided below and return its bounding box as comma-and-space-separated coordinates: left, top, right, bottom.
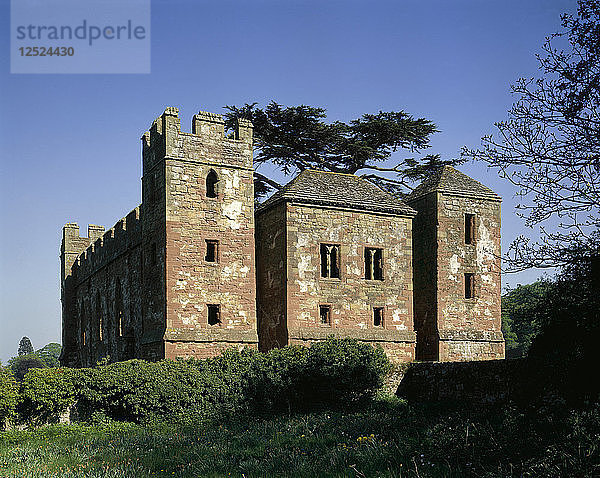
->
0, 0, 574, 361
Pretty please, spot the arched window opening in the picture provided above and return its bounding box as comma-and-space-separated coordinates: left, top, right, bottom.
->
206, 170, 218, 198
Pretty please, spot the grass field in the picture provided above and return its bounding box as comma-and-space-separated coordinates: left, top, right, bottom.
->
1, 396, 598, 478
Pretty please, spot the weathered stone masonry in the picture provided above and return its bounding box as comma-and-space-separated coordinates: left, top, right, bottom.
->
256, 171, 417, 362
61, 108, 258, 366
60, 108, 504, 367
407, 167, 504, 361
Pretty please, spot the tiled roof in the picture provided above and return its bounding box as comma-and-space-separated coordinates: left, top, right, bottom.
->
406, 166, 501, 202
256, 170, 417, 216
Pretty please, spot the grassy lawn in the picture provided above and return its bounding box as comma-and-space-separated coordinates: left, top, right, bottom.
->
1, 397, 598, 477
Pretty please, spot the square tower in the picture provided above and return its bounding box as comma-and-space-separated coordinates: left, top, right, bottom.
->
140, 108, 258, 359
406, 166, 504, 361
255, 170, 417, 363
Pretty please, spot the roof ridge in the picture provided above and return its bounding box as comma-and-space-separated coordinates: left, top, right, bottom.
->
304, 169, 361, 178
406, 165, 501, 202
256, 169, 417, 216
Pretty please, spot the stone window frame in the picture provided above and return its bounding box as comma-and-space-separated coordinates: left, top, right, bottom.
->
206, 169, 219, 199
204, 239, 220, 263
207, 304, 221, 326
465, 213, 476, 245
464, 272, 476, 299
319, 243, 341, 280
318, 304, 332, 327
373, 306, 385, 328
363, 245, 384, 281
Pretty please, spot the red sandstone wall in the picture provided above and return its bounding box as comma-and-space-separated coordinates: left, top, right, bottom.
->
255, 202, 288, 351
407, 193, 440, 361
435, 193, 504, 361
62, 209, 143, 367
284, 204, 416, 363
160, 110, 258, 356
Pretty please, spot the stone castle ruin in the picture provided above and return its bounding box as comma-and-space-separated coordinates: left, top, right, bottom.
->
60, 107, 504, 367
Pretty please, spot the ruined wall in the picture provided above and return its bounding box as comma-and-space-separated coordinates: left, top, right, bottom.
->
60, 223, 105, 366
61, 209, 142, 367
284, 204, 416, 363
408, 194, 439, 361
436, 192, 503, 361
255, 202, 288, 351
142, 108, 258, 358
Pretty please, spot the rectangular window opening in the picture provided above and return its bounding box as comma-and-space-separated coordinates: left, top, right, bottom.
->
205, 240, 219, 262
373, 307, 384, 327
319, 305, 331, 326
465, 273, 475, 299
465, 214, 476, 245
208, 304, 221, 326
365, 248, 384, 280
320, 244, 340, 279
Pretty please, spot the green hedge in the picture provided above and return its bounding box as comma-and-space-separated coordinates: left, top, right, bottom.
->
18, 368, 76, 426
0, 367, 19, 427
75, 338, 390, 423
15, 337, 390, 425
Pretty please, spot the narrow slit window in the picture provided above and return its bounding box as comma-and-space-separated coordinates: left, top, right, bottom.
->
465, 214, 475, 245
206, 170, 218, 198
319, 305, 331, 325
205, 240, 219, 262
373, 307, 384, 327
118, 310, 123, 337
365, 248, 384, 280
96, 294, 103, 342
320, 244, 340, 279
465, 273, 475, 299
116, 279, 123, 337
208, 304, 221, 326
151, 243, 157, 266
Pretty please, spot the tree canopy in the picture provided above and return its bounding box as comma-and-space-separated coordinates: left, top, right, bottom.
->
8, 354, 45, 381
501, 280, 553, 358
18, 337, 33, 356
35, 343, 62, 368
223, 102, 462, 198
463, 0, 600, 271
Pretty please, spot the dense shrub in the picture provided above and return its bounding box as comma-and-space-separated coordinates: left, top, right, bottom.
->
8, 354, 46, 381
234, 338, 390, 411
72, 338, 390, 423
0, 367, 19, 428
18, 368, 76, 425
73, 359, 236, 423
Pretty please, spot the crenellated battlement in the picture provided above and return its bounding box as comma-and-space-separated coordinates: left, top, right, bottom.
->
141, 107, 253, 171
67, 206, 142, 285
